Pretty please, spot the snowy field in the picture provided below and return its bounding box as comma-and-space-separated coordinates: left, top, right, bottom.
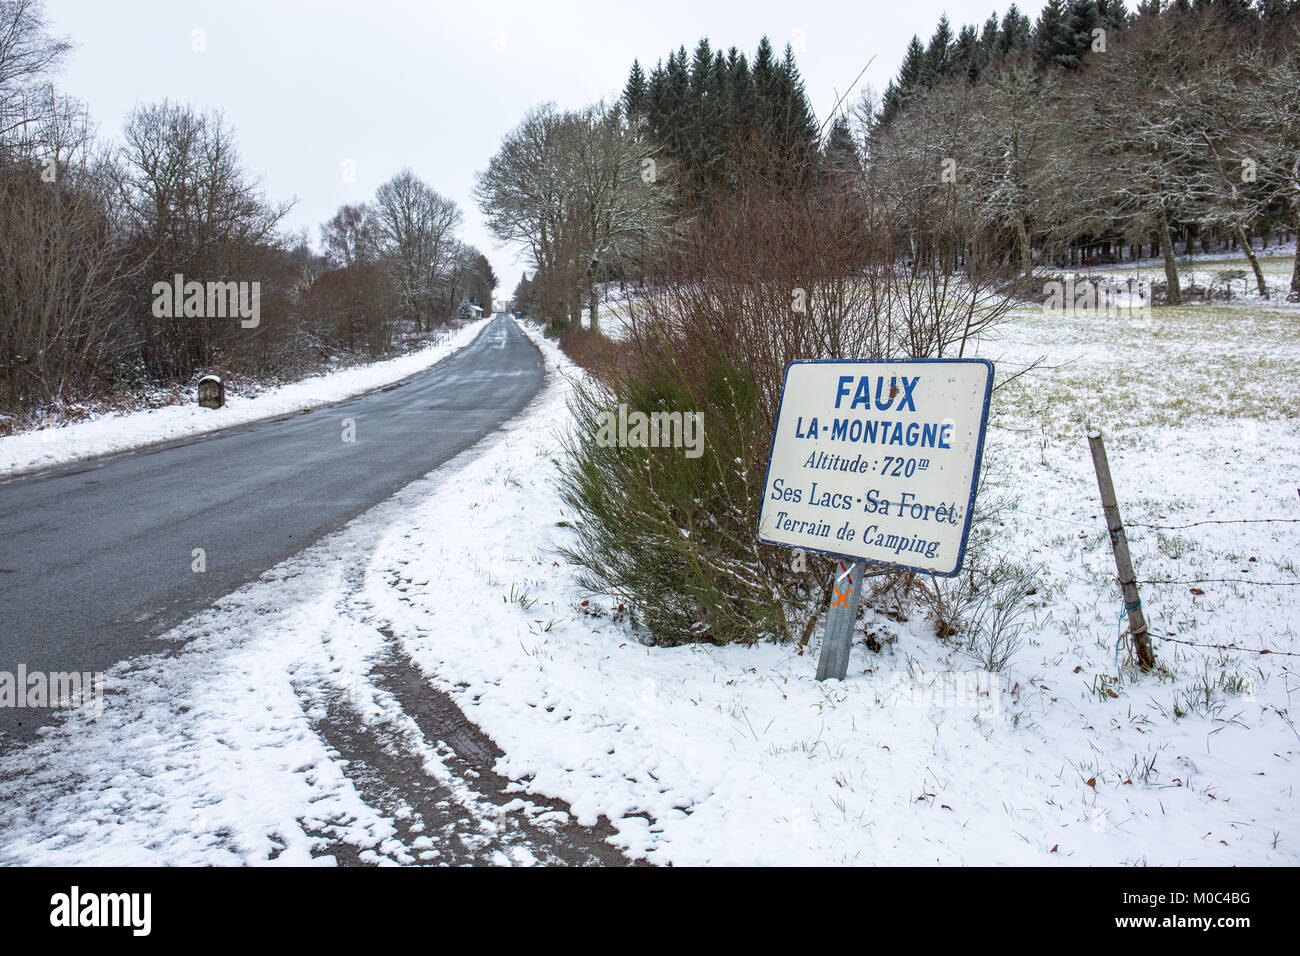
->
585, 243, 1298, 341
0, 298, 1296, 865
0, 316, 492, 479
1077, 246, 1296, 300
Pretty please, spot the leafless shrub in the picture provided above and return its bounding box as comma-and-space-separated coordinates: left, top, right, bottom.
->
965, 560, 1038, 672
918, 547, 1038, 672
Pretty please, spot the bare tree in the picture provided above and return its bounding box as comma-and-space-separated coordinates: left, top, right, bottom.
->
1235, 31, 1300, 301
0, 114, 135, 411
444, 242, 496, 317
475, 103, 575, 328
116, 100, 292, 377
562, 102, 669, 331
0, 0, 70, 145
476, 101, 668, 331
1058, 12, 1225, 304
315, 202, 396, 353
321, 202, 378, 269
968, 62, 1057, 278
372, 169, 462, 330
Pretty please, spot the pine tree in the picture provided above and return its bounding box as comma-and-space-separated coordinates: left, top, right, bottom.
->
1033, 0, 1073, 70
1000, 4, 1034, 55
900, 35, 927, 90
623, 35, 821, 203
1060, 0, 1101, 70
710, 50, 732, 183
624, 59, 647, 118
976, 13, 1001, 75
1095, 0, 1130, 32
751, 35, 781, 137
880, 36, 926, 124
662, 48, 690, 163
776, 44, 819, 174
925, 16, 955, 82
822, 115, 861, 176
726, 47, 754, 142
686, 38, 716, 196
953, 23, 982, 80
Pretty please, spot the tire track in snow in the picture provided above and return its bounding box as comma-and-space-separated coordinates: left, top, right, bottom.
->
298, 559, 632, 866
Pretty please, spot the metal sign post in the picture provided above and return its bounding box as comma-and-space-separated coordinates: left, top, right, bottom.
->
816, 558, 868, 681
757, 359, 994, 681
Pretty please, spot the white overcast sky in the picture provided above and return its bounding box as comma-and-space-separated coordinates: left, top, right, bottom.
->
46, 0, 1060, 293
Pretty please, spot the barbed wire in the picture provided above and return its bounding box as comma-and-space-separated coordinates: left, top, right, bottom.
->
1154, 634, 1300, 657
1126, 517, 1300, 531
1139, 577, 1299, 588
1003, 507, 1300, 534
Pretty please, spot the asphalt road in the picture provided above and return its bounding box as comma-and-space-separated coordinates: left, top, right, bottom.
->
0, 316, 544, 746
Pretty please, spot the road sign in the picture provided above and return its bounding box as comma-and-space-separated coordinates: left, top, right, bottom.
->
758, 358, 993, 577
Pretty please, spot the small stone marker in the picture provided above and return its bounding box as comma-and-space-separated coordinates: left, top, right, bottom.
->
197, 375, 225, 409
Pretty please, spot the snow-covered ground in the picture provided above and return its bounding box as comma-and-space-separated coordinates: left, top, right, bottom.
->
1068, 245, 1296, 301
0, 316, 492, 479
585, 244, 1298, 340
2, 301, 1295, 865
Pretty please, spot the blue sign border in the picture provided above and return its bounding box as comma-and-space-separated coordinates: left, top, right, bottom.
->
756, 357, 995, 578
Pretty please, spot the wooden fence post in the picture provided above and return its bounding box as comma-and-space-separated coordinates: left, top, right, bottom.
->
1087, 429, 1157, 670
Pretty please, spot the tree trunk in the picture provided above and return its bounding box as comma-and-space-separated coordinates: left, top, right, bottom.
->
1236, 226, 1268, 297
587, 259, 600, 333
1157, 204, 1181, 305
1290, 207, 1300, 303
1017, 218, 1032, 277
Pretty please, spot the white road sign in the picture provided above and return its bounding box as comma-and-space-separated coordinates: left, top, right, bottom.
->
758, 359, 993, 576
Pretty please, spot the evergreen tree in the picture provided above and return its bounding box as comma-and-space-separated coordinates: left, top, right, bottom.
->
881, 80, 903, 125
1060, 0, 1102, 70
953, 23, 982, 80
898, 35, 927, 89
726, 47, 754, 141
686, 38, 716, 194
822, 115, 861, 176
883, 35, 928, 121
975, 14, 1000, 76
751, 35, 781, 136
624, 59, 647, 118
662, 48, 690, 162
776, 44, 820, 174
625, 35, 821, 203
1096, 0, 1130, 32
925, 16, 955, 82
1000, 4, 1034, 55
1033, 0, 1074, 69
